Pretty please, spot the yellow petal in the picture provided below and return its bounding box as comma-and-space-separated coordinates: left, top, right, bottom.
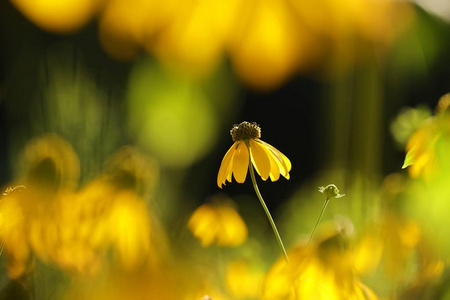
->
217, 142, 238, 188
266, 148, 281, 181
232, 142, 249, 183
109, 192, 151, 270
249, 139, 271, 180
259, 140, 291, 179
226, 144, 238, 184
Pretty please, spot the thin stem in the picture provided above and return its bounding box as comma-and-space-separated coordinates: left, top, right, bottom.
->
248, 164, 289, 263
307, 198, 329, 247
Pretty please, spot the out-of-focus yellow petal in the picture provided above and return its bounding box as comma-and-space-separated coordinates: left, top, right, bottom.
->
11, 0, 100, 34
353, 233, 383, 275
261, 258, 294, 300
153, 0, 240, 76
354, 281, 379, 300
108, 191, 151, 270
403, 120, 441, 179
230, 0, 301, 89
216, 206, 248, 246
98, 0, 158, 61
217, 142, 238, 188
0, 189, 31, 279
188, 198, 247, 247
232, 142, 249, 183
249, 139, 271, 180
226, 259, 264, 299
188, 205, 219, 247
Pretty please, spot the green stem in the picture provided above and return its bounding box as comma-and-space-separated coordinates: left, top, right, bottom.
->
307, 198, 329, 247
248, 164, 289, 263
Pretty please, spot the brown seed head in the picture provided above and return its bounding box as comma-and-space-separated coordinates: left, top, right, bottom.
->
230, 121, 261, 142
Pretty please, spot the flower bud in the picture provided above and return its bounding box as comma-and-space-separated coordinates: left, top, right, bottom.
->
318, 184, 345, 200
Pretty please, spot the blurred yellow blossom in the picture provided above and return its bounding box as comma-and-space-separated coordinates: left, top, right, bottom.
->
0, 134, 160, 278
21, 133, 80, 192
55, 165, 160, 273
12, 0, 414, 88
0, 186, 31, 279
11, 0, 102, 34
403, 95, 450, 179
225, 259, 265, 299
103, 145, 160, 199
151, 0, 240, 76
108, 190, 152, 270
228, 0, 305, 89
217, 122, 291, 188
262, 220, 378, 300
188, 197, 247, 247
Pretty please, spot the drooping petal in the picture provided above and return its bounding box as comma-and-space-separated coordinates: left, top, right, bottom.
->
249, 139, 271, 180
265, 148, 281, 181
217, 142, 238, 188
232, 141, 249, 183
259, 140, 291, 179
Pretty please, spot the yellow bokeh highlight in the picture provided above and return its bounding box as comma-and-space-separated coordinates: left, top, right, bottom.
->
229, 0, 303, 89
153, 0, 240, 76
11, 0, 101, 34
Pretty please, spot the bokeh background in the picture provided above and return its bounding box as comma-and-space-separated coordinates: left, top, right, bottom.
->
1, 0, 450, 299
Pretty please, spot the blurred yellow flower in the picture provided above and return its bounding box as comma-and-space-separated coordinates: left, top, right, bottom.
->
402, 118, 439, 179
108, 190, 152, 270
217, 122, 291, 188
56, 169, 159, 273
188, 197, 247, 247
225, 259, 265, 299
0, 134, 160, 278
402, 95, 450, 179
0, 186, 31, 279
11, 0, 414, 88
262, 220, 378, 300
11, 0, 102, 34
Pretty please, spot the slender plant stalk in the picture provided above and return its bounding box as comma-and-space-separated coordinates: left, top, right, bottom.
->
248, 164, 289, 263
307, 198, 330, 247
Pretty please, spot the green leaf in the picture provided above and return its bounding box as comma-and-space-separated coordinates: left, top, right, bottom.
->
402, 150, 415, 169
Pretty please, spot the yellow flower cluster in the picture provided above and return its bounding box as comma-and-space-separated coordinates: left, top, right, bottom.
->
262, 221, 378, 300
11, 0, 414, 88
0, 135, 160, 278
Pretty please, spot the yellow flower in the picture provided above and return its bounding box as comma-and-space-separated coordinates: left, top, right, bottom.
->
217, 122, 291, 188
0, 134, 160, 277
225, 259, 265, 299
262, 221, 379, 300
188, 197, 247, 247
402, 95, 450, 179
